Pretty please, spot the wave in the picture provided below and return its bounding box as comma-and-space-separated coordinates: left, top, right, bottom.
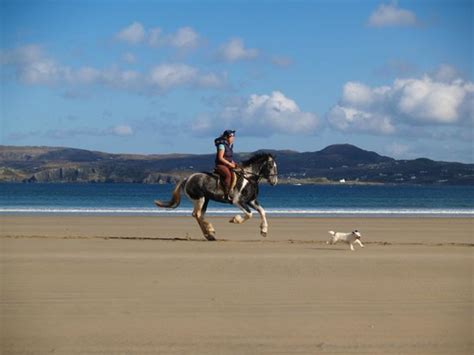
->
1, 207, 473, 216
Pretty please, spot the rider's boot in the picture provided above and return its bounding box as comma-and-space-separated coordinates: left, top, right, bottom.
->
224, 186, 233, 202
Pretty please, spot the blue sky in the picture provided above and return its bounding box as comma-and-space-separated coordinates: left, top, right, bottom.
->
1, 0, 472, 162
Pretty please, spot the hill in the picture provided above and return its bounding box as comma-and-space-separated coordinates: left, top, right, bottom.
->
0, 144, 472, 185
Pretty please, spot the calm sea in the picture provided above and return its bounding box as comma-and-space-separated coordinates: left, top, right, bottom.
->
1, 183, 473, 217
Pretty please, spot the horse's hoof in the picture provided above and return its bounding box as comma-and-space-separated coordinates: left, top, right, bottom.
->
204, 234, 216, 241
260, 231, 267, 238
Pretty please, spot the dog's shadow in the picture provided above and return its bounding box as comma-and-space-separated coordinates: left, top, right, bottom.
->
309, 246, 347, 251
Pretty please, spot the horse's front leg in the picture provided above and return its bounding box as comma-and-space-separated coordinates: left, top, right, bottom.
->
248, 200, 268, 237
229, 202, 252, 224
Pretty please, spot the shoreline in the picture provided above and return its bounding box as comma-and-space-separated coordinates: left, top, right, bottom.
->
1, 209, 473, 218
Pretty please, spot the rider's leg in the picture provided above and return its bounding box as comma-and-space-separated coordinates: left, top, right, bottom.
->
215, 165, 233, 200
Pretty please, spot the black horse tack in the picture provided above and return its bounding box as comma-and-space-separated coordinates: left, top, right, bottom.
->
155, 153, 278, 240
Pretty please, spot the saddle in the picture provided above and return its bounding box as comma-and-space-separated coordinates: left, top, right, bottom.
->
211, 169, 238, 192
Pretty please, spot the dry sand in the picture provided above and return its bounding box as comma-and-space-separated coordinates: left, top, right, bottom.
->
1, 215, 473, 354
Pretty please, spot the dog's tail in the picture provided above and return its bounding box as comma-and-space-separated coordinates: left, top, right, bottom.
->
154, 180, 185, 209
328, 231, 335, 236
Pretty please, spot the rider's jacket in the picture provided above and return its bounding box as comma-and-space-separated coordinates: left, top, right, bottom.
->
214, 137, 233, 165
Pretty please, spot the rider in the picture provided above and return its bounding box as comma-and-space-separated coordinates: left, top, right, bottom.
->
215, 129, 237, 201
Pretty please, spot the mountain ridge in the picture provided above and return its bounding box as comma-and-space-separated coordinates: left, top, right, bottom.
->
1, 144, 472, 185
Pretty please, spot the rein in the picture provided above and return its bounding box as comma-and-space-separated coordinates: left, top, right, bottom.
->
233, 165, 277, 182
234, 168, 260, 182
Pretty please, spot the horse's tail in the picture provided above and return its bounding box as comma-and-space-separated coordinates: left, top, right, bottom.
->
328, 231, 335, 236
154, 180, 184, 209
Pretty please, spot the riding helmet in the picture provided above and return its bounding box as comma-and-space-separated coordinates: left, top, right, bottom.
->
223, 129, 236, 137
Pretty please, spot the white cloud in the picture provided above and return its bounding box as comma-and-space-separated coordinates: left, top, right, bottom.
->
431, 64, 460, 83
368, 2, 418, 27
327, 105, 395, 134
148, 63, 225, 91
116, 23, 201, 50
14, 124, 135, 140
108, 125, 134, 136
1, 44, 42, 64
326, 67, 474, 135
148, 26, 201, 50
1, 44, 70, 85
217, 38, 259, 62
341, 82, 377, 107
192, 91, 320, 136
167, 27, 200, 50
395, 76, 470, 123
149, 64, 197, 90
116, 22, 146, 44
2, 44, 226, 94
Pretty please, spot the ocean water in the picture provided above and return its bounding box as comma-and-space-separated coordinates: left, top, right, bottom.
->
1, 183, 473, 217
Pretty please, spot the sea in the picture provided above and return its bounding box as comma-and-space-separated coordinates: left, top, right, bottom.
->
1, 183, 473, 217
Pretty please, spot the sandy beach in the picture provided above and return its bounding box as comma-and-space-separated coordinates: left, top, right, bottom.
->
1, 215, 472, 354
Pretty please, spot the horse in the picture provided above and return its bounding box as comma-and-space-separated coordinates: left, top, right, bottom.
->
154, 153, 278, 241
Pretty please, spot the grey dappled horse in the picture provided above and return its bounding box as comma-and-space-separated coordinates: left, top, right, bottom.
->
154, 153, 278, 240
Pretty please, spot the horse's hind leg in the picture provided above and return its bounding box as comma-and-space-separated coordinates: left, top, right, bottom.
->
192, 198, 216, 241
200, 198, 216, 238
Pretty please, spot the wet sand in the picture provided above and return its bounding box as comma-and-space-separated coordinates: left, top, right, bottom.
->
1, 216, 473, 354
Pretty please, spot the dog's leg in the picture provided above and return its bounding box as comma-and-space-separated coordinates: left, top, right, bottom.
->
355, 239, 364, 248
350, 243, 355, 251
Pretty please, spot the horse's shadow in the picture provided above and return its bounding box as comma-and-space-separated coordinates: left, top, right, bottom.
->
104, 236, 206, 242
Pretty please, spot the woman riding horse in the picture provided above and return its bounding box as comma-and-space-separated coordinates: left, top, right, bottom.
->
154, 152, 278, 241
214, 129, 237, 201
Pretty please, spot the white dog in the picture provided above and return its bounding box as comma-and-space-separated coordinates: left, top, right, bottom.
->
327, 230, 364, 251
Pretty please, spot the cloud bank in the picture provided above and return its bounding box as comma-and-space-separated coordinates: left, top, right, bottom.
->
216, 38, 259, 62
326, 66, 473, 135
1, 44, 226, 94
192, 91, 320, 136
116, 22, 201, 50
368, 2, 418, 27
10, 124, 134, 141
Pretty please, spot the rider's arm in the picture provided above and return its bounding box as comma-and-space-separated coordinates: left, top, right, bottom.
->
217, 146, 235, 168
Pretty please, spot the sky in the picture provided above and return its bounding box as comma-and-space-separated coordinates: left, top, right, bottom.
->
1, 0, 473, 162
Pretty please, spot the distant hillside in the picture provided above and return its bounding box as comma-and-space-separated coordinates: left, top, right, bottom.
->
0, 144, 473, 185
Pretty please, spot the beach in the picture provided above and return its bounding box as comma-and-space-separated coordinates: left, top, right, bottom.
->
1, 215, 472, 354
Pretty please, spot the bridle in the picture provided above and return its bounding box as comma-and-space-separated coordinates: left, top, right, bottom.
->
234, 160, 277, 183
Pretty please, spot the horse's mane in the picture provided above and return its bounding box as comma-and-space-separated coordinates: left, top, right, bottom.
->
241, 153, 274, 167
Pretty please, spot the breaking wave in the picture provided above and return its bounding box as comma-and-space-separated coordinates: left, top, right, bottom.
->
1, 207, 472, 217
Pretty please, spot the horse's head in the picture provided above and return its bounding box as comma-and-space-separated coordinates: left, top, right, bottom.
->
242, 153, 278, 186
262, 154, 278, 186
